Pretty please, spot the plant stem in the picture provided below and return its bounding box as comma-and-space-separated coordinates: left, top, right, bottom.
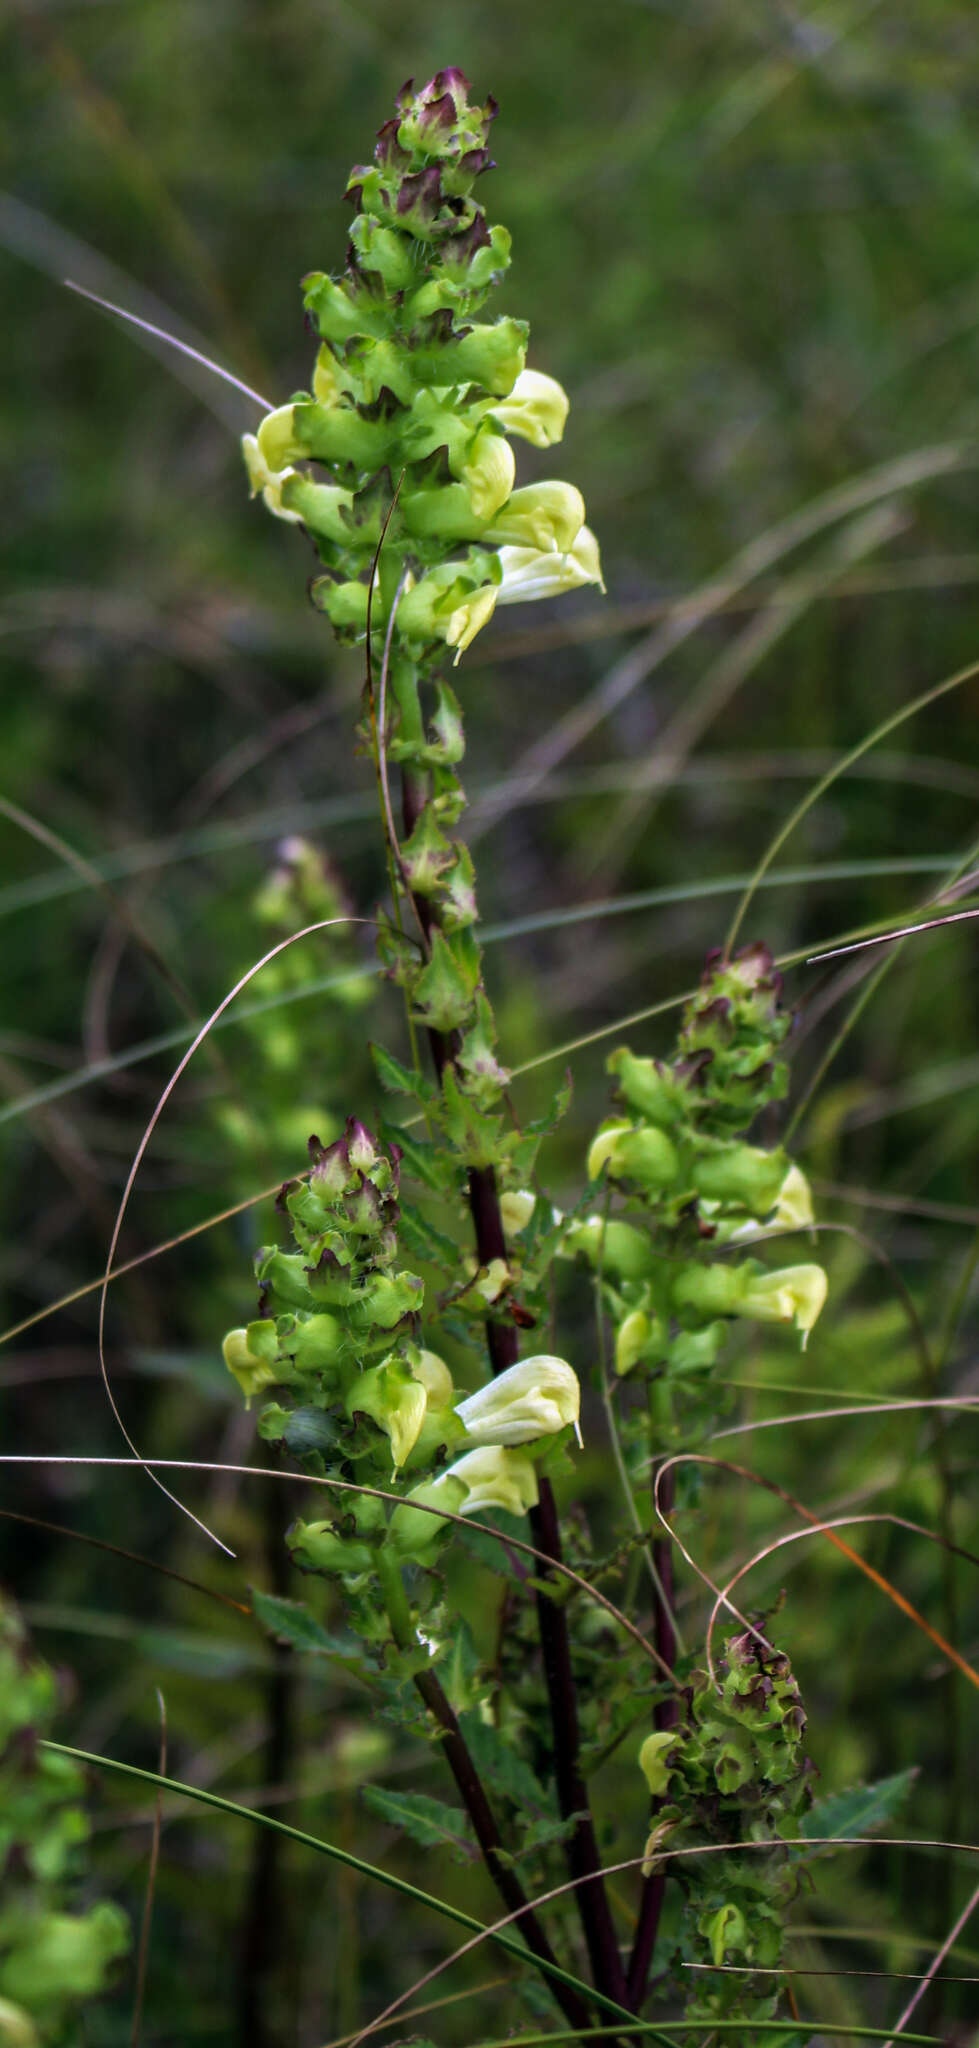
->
400, 748, 629, 2014
627, 1467, 679, 2009
375, 1550, 591, 2032
238, 1491, 297, 2046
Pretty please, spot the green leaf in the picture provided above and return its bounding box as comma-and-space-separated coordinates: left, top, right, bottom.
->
440, 1620, 485, 1713
411, 928, 480, 1034
362, 1785, 477, 1860
397, 1200, 461, 1269
399, 803, 456, 895
380, 1119, 453, 1194
801, 1767, 917, 1852
459, 1714, 553, 1814
456, 1513, 532, 1581
523, 1074, 573, 1139
440, 1063, 504, 1167
250, 1588, 358, 1659
370, 1040, 436, 1106
425, 678, 465, 763
498, 1810, 583, 1865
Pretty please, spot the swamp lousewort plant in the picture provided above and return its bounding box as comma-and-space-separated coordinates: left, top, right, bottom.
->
226, 68, 828, 2041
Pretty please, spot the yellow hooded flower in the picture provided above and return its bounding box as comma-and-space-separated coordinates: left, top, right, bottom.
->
489, 367, 570, 448
241, 433, 302, 524
454, 1354, 581, 1446
495, 524, 605, 603
222, 1327, 283, 1406
740, 1263, 827, 1347
444, 583, 500, 663
485, 481, 586, 553
461, 425, 516, 520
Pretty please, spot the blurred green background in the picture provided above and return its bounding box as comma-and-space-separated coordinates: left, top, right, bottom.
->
2, 2, 978, 2041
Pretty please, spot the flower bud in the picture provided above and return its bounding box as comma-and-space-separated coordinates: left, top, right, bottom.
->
706, 1903, 748, 1969
345, 1357, 428, 1470
587, 1120, 680, 1192
615, 1309, 652, 1376
311, 577, 370, 638
291, 398, 395, 471
312, 346, 343, 406
287, 1517, 375, 1576
608, 1047, 686, 1127
455, 1256, 512, 1310
387, 1470, 468, 1567
355, 1268, 425, 1330
287, 1312, 343, 1373
222, 1327, 286, 1406
561, 1214, 656, 1280
454, 1355, 581, 1446
348, 215, 417, 291
490, 368, 569, 448
638, 1728, 682, 1798
303, 270, 389, 344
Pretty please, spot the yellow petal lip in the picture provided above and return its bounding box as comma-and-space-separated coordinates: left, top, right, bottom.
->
494, 525, 605, 606
445, 584, 499, 662
241, 433, 303, 524
490, 368, 570, 448
408, 1347, 455, 1405
461, 426, 516, 521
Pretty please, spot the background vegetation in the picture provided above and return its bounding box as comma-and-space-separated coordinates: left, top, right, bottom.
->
1, 1, 977, 2041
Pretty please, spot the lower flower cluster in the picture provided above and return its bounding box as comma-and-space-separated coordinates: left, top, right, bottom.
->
639, 1631, 814, 2041
222, 1118, 581, 1582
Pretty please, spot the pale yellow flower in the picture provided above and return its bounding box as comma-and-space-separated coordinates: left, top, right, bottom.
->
490, 368, 570, 448
454, 1355, 581, 1446
241, 432, 302, 524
